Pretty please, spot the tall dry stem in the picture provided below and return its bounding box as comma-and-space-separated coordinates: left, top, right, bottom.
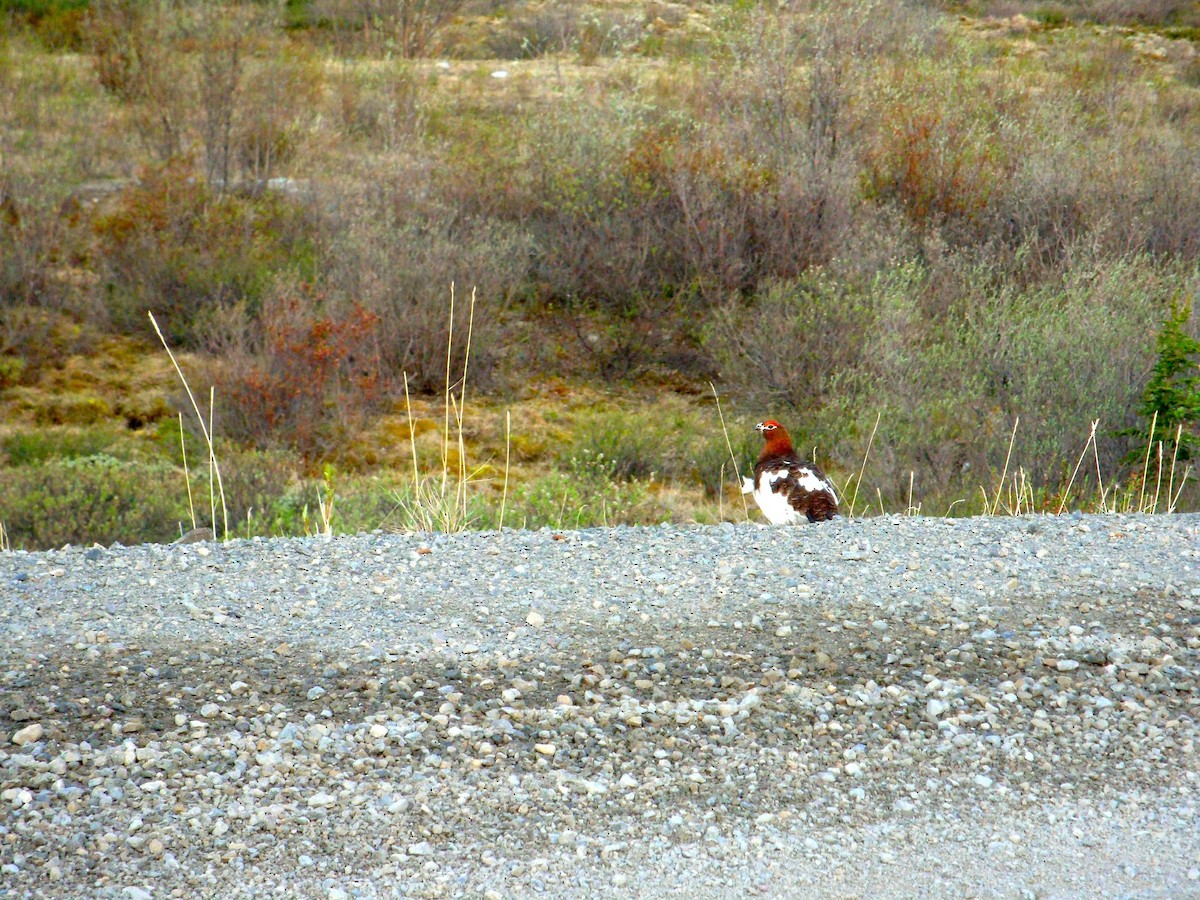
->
178, 413, 197, 531
848, 411, 881, 518
710, 382, 749, 522
1138, 410, 1158, 513
989, 417, 1019, 516
1057, 420, 1099, 515
499, 409, 511, 530
150, 311, 228, 540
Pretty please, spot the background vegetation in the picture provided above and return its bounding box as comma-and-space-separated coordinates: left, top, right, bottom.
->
2, 0, 1199, 548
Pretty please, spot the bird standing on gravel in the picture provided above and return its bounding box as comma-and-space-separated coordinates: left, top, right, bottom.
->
741, 419, 839, 524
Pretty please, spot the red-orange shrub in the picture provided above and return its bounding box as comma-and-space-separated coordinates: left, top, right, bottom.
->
205, 288, 384, 462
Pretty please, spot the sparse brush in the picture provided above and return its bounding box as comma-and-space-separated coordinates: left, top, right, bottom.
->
841, 411, 881, 519
709, 382, 748, 523
388, 286, 500, 534
150, 311, 228, 541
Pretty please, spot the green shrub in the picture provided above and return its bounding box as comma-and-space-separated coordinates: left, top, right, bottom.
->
513, 451, 658, 529
201, 286, 386, 462
1125, 296, 1200, 462
692, 424, 759, 499
705, 272, 879, 415
0, 455, 188, 549
93, 159, 317, 348
566, 409, 679, 481
31, 391, 112, 426
2, 427, 118, 465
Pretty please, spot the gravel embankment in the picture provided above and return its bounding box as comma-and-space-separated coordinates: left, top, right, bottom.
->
1, 514, 1199, 898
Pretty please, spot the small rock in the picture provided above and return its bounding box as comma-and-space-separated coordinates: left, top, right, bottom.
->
369, 724, 388, 739
1056, 659, 1080, 672
408, 841, 435, 856
172, 527, 214, 545
307, 686, 327, 701
11, 723, 43, 745
199, 703, 220, 718
973, 774, 994, 789
526, 611, 545, 627
534, 743, 557, 756
307, 792, 337, 808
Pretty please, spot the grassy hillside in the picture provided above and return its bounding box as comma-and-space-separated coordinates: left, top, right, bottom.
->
2, 0, 1199, 548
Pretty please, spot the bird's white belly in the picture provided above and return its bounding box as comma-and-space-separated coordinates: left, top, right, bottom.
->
752, 483, 805, 525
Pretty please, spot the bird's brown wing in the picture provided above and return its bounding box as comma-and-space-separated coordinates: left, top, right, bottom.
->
757, 456, 839, 523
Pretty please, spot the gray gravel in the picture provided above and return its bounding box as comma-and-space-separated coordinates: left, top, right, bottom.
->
1, 513, 1198, 898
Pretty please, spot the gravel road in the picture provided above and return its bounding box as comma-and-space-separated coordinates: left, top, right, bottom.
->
2, 513, 1199, 899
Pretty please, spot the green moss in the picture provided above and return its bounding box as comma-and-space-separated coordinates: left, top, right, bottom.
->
2, 427, 119, 465
0, 455, 188, 549
31, 392, 112, 426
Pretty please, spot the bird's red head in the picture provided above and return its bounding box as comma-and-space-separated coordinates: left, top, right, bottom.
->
755, 419, 794, 458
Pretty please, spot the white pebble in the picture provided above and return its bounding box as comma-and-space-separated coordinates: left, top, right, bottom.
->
11, 723, 43, 745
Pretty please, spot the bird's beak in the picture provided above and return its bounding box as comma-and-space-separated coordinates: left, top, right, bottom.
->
754, 422, 766, 432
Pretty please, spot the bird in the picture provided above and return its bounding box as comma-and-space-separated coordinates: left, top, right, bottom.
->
740, 420, 839, 524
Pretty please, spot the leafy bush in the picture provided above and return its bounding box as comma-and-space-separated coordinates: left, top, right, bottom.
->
705, 272, 878, 415
93, 160, 317, 347
320, 193, 525, 393
1125, 297, 1200, 461
202, 285, 385, 461
692, 424, 759, 499
512, 450, 658, 529
2, 427, 117, 465
0, 455, 188, 549
566, 409, 678, 481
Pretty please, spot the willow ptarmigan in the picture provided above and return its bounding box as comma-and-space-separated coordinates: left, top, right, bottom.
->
740, 419, 839, 524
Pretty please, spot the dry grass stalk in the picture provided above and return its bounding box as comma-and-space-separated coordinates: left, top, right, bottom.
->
1091, 421, 1110, 512
150, 311, 229, 540
1138, 409, 1158, 513
1166, 423, 1191, 514
178, 412, 197, 532
1057, 419, 1099, 515
709, 382, 749, 523
499, 409, 512, 530
847, 411, 881, 519
315, 467, 335, 540
394, 286, 488, 533
988, 417, 1019, 516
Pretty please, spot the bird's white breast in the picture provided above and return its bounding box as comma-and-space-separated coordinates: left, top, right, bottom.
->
752, 475, 805, 525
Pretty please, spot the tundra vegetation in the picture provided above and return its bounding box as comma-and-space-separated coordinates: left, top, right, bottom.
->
1, 0, 1199, 548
